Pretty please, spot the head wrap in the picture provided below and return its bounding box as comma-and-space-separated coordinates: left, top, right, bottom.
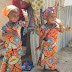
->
2, 5, 19, 16
42, 7, 56, 20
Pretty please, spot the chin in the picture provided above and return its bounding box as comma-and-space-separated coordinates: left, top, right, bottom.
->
50, 22, 54, 24
51, 22, 55, 24
13, 21, 17, 22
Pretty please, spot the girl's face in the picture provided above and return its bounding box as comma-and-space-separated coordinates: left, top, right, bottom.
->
47, 13, 56, 24
8, 11, 19, 22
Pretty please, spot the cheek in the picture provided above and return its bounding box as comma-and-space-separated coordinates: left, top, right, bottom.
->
12, 18, 15, 21
17, 17, 19, 20
15, 16, 19, 19
48, 18, 52, 22
10, 17, 14, 20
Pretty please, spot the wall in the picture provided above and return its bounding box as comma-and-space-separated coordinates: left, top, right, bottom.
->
0, 0, 12, 41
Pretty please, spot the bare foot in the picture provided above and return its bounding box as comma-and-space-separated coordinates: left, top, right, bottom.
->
43, 68, 59, 72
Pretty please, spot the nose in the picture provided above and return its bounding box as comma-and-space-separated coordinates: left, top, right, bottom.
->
52, 17, 56, 21
16, 16, 19, 20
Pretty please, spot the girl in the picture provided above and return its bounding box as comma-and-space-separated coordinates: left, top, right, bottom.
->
36, 7, 65, 72
0, 5, 29, 72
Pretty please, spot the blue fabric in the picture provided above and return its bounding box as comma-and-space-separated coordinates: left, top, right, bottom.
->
22, 60, 34, 71
43, 38, 47, 41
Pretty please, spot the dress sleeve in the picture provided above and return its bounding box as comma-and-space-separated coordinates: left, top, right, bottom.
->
18, 20, 25, 27
39, 25, 45, 38
0, 25, 6, 35
55, 23, 65, 32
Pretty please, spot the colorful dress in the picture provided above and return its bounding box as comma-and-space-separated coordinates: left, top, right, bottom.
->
1, 20, 25, 72
37, 23, 60, 70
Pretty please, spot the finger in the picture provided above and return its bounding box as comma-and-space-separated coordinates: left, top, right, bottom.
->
35, 48, 38, 51
25, 10, 27, 12
22, 9, 27, 13
23, 11, 27, 15
21, 9, 25, 11
55, 19, 57, 22
21, 9, 27, 14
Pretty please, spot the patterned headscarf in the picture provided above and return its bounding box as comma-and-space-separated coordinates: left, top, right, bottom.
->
42, 7, 56, 20
2, 5, 19, 16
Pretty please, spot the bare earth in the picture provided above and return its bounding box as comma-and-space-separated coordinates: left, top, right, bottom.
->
0, 46, 72, 72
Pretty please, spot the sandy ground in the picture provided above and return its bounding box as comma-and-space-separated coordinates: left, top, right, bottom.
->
0, 46, 72, 72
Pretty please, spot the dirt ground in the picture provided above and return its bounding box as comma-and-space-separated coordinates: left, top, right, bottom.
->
0, 46, 72, 72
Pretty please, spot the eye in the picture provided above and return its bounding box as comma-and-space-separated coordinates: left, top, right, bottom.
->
51, 16, 53, 18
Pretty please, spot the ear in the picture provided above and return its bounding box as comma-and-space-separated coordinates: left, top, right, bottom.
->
7, 14, 9, 18
7, 14, 11, 18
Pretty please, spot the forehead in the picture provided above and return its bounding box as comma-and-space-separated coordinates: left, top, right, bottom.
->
9, 11, 19, 15
49, 13, 56, 16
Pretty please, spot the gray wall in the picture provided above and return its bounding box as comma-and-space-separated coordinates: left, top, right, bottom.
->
57, 6, 72, 51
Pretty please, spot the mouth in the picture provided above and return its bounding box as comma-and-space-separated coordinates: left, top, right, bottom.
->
14, 19, 18, 21
14, 20, 17, 22
51, 20, 54, 21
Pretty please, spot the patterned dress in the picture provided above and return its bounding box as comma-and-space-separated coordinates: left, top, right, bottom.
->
1, 20, 25, 72
37, 24, 60, 70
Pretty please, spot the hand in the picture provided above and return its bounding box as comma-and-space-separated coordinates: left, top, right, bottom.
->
65, 26, 71, 31
0, 41, 5, 46
11, 30, 17, 37
55, 18, 61, 26
21, 9, 28, 18
35, 46, 41, 51
68, 27, 71, 30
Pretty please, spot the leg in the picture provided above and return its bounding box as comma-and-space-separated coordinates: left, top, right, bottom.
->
1, 63, 7, 72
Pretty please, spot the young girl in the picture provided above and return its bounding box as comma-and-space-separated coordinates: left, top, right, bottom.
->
36, 7, 65, 72
0, 5, 29, 72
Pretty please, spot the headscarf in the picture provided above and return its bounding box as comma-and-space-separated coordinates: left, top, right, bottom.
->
2, 5, 19, 16
42, 7, 56, 21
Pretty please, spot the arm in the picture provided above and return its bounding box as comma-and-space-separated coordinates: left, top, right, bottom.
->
1, 25, 17, 38
2, 31, 11, 38
57, 23, 65, 33
21, 9, 29, 27
2, 30, 17, 38
39, 37, 43, 48
55, 19, 65, 33
35, 28, 45, 51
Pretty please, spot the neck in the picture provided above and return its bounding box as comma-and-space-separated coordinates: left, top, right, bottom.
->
47, 22, 53, 28
8, 21, 15, 25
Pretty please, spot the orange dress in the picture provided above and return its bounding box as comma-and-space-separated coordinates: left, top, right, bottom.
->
37, 24, 60, 70
1, 20, 25, 72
